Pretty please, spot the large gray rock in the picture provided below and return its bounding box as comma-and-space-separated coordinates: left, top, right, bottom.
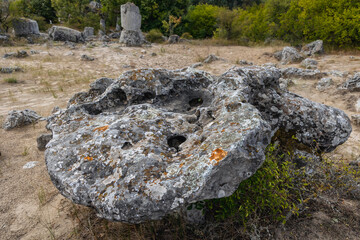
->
301, 58, 318, 69
168, 35, 180, 44
100, 19, 106, 34
0, 34, 10, 45
340, 72, 360, 91
280, 67, 327, 79
12, 18, 40, 37
83, 27, 94, 40
3, 109, 43, 130
120, 29, 145, 46
45, 67, 351, 223
119, 3, 146, 46
121, 2, 141, 31
301, 40, 324, 56
49, 26, 84, 43
275, 47, 304, 64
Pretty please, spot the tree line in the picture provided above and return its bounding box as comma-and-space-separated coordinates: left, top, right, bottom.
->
1, 0, 359, 47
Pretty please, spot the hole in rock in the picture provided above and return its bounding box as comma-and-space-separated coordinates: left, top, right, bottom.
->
167, 135, 187, 152
110, 88, 127, 106
122, 142, 133, 150
83, 105, 103, 115
133, 92, 156, 104
189, 98, 203, 108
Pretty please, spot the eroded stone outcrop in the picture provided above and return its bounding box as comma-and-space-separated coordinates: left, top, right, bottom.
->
119, 2, 146, 46
3, 109, 43, 130
49, 26, 84, 43
45, 66, 352, 223
12, 18, 40, 37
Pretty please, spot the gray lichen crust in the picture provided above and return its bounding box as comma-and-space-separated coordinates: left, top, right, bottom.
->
45, 67, 352, 223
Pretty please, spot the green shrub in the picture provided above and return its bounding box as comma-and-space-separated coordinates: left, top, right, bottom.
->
4, 78, 18, 84
181, 32, 193, 39
202, 144, 304, 226
146, 29, 164, 43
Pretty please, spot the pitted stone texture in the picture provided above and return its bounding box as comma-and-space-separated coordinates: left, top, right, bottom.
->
49, 26, 84, 43
45, 67, 351, 223
120, 30, 146, 46
3, 109, 43, 130
37, 133, 53, 151
12, 18, 40, 37
341, 72, 360, 91
121, 2, 141, 31
275, 47, 304, 64
280, 67, 327, 79
301, 40, 324, 56
83, 27, 94, 39
316, 78, 333, 91
301, 58, 318, 69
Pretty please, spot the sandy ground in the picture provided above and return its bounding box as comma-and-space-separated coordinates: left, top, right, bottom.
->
0, 41, 359, 239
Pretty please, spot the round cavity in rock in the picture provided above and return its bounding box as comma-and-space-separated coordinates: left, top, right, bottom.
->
167, 135, 186, 151
189, 98, 203, 108
122, 142, 132, 150
82, 105, 103, 115
133, 92, 155, 104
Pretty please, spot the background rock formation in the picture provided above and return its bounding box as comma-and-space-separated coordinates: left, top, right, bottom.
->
119, 3, 146, 46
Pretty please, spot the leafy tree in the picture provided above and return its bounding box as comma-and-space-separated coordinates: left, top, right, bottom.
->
0, 0, 12, 32
51, 0, 100, 30
184, 4, 220, 38
162, 15, 181, 35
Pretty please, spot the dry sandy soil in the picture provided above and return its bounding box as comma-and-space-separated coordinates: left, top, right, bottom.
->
0, 41, 359, 239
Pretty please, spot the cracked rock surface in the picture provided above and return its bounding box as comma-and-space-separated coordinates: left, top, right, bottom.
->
45, 67, 352, 223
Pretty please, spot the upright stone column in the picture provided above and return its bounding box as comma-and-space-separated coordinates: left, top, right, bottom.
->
119, 2, 146, 46
116, 17, 121, 32
99, 19, 106, 35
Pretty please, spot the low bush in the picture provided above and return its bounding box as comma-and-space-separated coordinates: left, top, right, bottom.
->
146, 29, 164, 43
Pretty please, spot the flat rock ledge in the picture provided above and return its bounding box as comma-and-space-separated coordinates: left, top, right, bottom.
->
45, 66, 352, 223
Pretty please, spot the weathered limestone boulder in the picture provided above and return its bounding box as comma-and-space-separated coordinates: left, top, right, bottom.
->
49, 26, 84, 43
3, 109, 43, 130
119, 2, 146, 46
83, 27, 94, 40
1, 66, 22, 73
168, 35, 180, 44
3, 50, 28, 59
301, 58, 318, 69
301, 40, 324, 56
0, 34, 10, 45
89, 1, 101, 12
45, 66, 351, 223
274, 47, 304, 64
341, 73, 360, 91
12, 18, 40, 37
280, 67, 327, 79
100, 19, 106, 34
109, 32, 120, 39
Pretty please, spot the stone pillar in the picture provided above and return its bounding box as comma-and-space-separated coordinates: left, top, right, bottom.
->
116, 17, 121, 32
100, 19, 106, 35
119, 2, 146, 46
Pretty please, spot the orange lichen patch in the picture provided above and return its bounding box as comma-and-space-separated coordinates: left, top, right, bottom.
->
93, 125, 109, 132
221, 129, 225, 132
84, 156, 93, 161
179, 163, 185, 168
210, 148, 228, 166
73, 117, 84, 122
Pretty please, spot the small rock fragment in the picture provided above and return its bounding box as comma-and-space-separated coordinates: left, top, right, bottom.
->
168, 35, 180, 44
203, 54, 222, 64
352, 114, 360, 125
340, 73, 360, 91
23, 161, 39, 169
81, 54, 95, 61
37, 133, 53, 151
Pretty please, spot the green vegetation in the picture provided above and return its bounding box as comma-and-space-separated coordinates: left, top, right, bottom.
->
4, 77, 18, 83
2, 0, 359, 47
146, 29, 164, 43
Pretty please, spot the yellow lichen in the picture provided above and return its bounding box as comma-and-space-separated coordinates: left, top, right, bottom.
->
210, 148, 228, 166
93, 125, 109, 132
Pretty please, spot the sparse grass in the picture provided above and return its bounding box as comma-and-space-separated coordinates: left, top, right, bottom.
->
38, 187, 47, 206
4, 78, 18, 84
21, 147, 29, 156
